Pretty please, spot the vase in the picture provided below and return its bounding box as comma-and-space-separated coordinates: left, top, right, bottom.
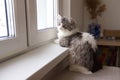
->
88, 22, 101, 39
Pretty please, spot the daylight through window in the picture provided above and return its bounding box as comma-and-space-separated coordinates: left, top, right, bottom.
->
36, 0, 57, 30
0, 0, 15, 38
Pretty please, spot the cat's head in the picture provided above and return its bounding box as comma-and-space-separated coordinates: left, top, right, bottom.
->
58, 17, 76, 31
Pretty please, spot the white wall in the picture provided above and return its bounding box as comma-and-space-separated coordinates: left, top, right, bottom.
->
83, 0, 120, 31
59, 0, 63, 16
100, 0, 120, 30
71, 0, 84, 31
59, 0, 71, 18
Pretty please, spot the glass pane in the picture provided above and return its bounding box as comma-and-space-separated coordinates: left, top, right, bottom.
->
0, 0, 8, 37
46, 0, 54, 27
0, 0, 15, 38
36, 0, 54, 30
6, 0, 15, 37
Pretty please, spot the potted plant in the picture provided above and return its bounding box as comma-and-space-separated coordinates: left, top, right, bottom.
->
85, 0, 106, 38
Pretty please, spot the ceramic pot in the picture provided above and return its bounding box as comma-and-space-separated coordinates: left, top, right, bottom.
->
88, 23, 101, 39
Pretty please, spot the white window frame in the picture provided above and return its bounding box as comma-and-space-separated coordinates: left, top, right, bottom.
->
26, 0, 58, 46
0, 0, 27, 59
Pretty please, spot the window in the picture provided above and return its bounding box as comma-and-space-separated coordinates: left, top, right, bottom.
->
0, 0, 27, 59
26, 0, 57, 46
0, 0, 58, 60
37, 0, 54, 30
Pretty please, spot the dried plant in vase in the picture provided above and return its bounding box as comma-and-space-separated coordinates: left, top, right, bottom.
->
85, 0, 106, 38
85, 0, 106, 22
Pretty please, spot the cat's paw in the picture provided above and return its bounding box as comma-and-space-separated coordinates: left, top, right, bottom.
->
83, 71, 92, 74
54, 39, 59, 44
69, 65, 93, 74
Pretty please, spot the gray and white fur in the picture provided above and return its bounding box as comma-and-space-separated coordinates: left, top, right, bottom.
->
58, 17, 102, 74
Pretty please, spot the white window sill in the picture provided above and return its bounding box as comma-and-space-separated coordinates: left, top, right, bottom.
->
0, 42, 68, 80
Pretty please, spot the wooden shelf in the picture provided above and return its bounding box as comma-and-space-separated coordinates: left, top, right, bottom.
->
97, 39, 120, 67
97, 39, 120, 46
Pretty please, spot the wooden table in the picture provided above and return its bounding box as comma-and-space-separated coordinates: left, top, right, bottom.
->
97, 39, 120, 46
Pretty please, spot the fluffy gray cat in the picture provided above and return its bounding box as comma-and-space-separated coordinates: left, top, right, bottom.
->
58, 17, 102, 74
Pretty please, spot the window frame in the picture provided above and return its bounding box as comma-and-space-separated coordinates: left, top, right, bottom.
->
0, 0, 58, 60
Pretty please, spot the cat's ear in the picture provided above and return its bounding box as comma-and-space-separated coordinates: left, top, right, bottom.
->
57, 14, 62, 25
70, 18, 76, 29
61, 17, 69, 24
70, 18, 76, 25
